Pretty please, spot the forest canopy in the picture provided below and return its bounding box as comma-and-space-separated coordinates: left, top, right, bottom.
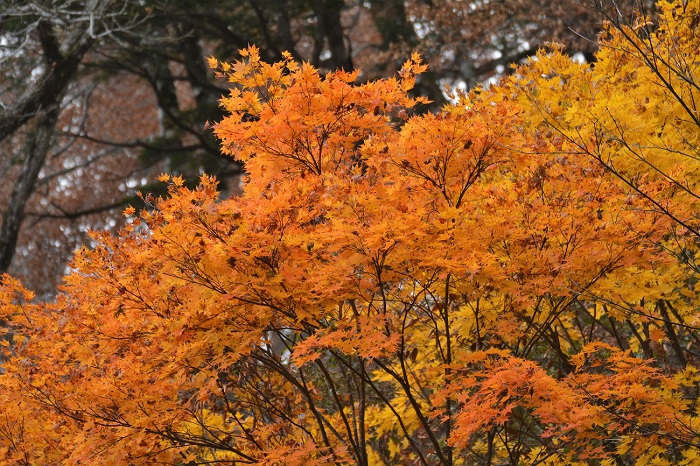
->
1, 0, 700, 465
0, 0, 647, 297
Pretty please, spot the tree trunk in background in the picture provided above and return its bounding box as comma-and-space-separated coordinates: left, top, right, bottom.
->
0, 106, 61, 273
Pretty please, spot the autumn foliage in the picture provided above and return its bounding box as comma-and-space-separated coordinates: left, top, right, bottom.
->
2, 1, 700, 464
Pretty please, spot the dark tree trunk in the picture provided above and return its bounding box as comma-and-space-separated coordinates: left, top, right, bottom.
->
0, 106, 61, 273
0, 21, 92, 273
0, 22, 92, 144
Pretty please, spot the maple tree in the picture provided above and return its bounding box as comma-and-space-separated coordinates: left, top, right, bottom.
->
2, 0, 700, 464
1, 0, 632, 298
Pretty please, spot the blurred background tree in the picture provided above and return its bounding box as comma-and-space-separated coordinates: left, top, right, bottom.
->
0, 0, 645, 298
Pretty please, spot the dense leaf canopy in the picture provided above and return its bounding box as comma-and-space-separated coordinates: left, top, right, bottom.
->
1, 1, 700, 464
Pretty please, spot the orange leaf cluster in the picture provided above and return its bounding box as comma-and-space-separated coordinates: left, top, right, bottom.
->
2, 1, 700, 464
